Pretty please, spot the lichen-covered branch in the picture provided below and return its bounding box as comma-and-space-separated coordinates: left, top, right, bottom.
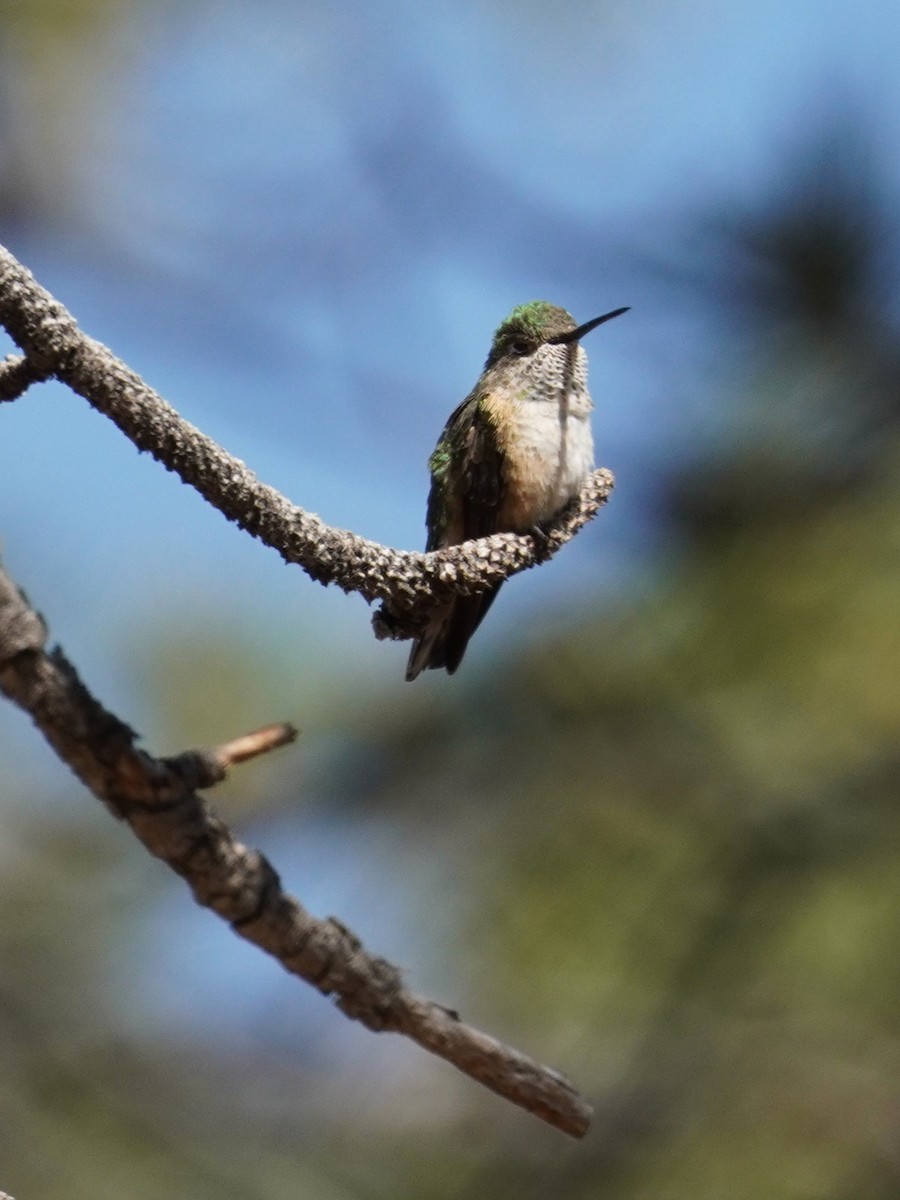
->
0, 243, 613, 639
0, 561, 593, 1138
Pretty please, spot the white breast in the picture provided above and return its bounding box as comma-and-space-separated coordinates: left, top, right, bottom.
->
500, 343, 595, 529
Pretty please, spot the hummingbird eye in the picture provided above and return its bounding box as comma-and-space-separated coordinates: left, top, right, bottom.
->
509, 339, 533, 356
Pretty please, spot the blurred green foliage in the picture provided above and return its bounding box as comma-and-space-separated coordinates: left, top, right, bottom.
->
0, 0, 142, 223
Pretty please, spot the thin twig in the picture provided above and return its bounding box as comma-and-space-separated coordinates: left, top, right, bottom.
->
0, 242, 613, 640
162, 723, 299, 791
0, 562, 593, 1137
213, 722, 298, 767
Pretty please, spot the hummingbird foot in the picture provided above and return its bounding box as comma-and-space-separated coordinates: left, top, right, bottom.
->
529, 522, 556, 563
372, 601, 428, 643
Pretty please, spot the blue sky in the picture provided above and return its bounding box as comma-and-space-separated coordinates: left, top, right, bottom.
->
6, 2, 899, 648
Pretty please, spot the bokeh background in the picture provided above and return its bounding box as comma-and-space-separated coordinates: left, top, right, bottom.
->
2, 1, 900, 1196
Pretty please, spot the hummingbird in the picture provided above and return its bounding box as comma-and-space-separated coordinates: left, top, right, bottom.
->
406, 299, 628, 681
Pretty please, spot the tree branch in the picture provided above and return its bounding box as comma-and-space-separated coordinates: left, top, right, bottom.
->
0, 561, 593, 1137
0, 351, 50, 401
0, 242, 613, 639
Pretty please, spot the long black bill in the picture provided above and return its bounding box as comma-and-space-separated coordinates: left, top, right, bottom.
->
548, 306, 629, 345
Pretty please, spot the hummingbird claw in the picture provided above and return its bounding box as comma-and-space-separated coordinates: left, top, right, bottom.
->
529, 523, 555, 562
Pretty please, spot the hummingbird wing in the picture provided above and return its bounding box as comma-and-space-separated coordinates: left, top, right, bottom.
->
407, 393, 506, 680
426, 393, 504, 546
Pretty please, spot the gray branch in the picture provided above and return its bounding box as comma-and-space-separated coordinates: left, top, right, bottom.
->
0, 351, 50, 401
0, 562, 592, 1137
0, 242, 613, 638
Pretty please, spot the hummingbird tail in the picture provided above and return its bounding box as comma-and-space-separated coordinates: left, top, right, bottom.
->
405, 585, 502, 681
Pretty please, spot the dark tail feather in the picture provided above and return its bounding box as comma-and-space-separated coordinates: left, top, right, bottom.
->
405, 584, 502, 680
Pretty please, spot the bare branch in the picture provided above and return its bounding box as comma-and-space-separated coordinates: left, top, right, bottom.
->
212, 722, 299, 767
0, 562, 593, 1137
162, 723, 299, 790
0, 243, 613, 640
0, 352, 49, 401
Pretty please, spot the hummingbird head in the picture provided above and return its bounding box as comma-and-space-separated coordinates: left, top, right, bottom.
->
484, 301, 628, 371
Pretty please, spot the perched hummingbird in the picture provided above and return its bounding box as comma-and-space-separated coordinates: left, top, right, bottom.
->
406, 300, 627, 681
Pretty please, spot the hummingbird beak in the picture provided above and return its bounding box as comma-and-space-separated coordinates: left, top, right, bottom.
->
549, 306, 630, 345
